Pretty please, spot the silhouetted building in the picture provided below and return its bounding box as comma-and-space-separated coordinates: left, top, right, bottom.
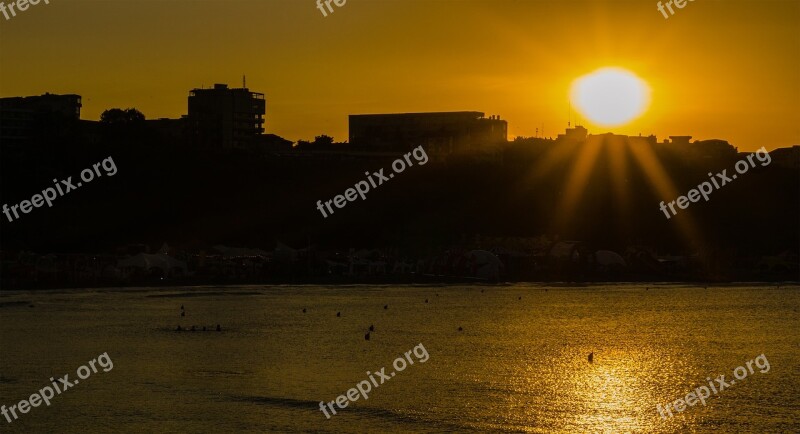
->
770, 145, 800, 169
665, 135, 738, 160
556, 125, 588, 144
0, 93, 82, 143
692, 139, 738, 159
669, 135, 693, 146
349, 111, 507, 152
187, 84, 265, 149
251, 133, 293, 154
628, 134, 658, 146
146, 117, 188, 145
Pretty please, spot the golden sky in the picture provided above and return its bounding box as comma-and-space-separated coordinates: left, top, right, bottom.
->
0, 0, 797, 151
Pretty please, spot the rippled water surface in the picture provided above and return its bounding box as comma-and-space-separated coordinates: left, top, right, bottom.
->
0, 284, 797, 433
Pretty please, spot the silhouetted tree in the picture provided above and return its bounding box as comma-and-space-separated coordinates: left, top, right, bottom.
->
313, 135, 334, 146
99, 108, 148, 143
100, 108, 145, 124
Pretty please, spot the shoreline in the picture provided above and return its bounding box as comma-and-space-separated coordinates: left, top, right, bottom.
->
1, 280, 798, 295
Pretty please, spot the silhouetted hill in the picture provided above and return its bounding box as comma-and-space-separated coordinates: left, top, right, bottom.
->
1, 132, 797, 266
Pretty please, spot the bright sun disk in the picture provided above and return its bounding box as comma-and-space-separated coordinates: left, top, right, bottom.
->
570, 67, 650, 127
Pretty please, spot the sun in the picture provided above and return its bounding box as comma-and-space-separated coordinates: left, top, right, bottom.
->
570, 67, 651, 127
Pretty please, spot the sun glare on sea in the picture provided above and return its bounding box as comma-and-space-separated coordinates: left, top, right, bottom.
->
570, 67, 651, 127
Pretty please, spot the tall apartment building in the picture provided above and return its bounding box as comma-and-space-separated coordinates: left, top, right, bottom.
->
187, 84, 265, 149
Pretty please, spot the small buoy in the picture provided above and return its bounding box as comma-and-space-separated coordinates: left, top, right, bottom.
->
458, 326, 463, 332
481, 289, 484, 293
425, 299, 428, 303
364, 332, 370, 341
216, 324, 221, 332
181, 304, 184, 310
518, 296, 522, 300
302, 308, 307, 313
369, 324, 374, 332
384, 305, 388, 310
337, 311, 341, 317
181, 311, 185, 317
588, 352, 594, 363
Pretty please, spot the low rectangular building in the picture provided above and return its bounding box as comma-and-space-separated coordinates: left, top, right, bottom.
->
349, 111, 507, 152
0, 93, 82, 144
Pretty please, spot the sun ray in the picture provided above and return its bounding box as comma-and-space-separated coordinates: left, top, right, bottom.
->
627, 142, 706, 249
552, 139, 604, 232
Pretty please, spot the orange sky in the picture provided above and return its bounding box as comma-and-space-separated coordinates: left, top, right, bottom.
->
0, 0, 797, 151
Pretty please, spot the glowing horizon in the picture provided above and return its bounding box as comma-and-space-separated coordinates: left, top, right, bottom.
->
0, 0, 797, 151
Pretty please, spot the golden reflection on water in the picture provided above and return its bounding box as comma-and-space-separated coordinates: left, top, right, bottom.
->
570, 350, 649, 432
492, 329, 687, 433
